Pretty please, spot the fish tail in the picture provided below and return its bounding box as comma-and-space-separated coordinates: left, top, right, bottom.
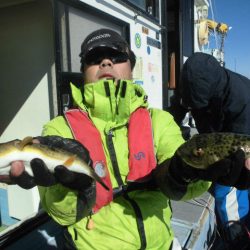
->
64, 158, 109, 190
92, 172, 109, 191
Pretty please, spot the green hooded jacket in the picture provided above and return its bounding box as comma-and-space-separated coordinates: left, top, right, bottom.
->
39, 79, 210, 250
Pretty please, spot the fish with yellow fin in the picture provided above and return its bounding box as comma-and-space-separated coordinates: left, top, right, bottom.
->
0, 136, 109, 190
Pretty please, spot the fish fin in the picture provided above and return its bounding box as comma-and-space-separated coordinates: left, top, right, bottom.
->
63, 155, 76, 167
17, 136, 34, 150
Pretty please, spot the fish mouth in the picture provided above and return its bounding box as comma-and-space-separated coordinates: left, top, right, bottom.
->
177, 150, 205, 169
181, 157, 203, 169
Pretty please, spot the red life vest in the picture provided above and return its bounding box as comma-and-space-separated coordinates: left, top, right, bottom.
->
64, 108, 156, 213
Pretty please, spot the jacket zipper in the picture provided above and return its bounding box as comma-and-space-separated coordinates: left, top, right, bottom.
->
106, 129, 147, 250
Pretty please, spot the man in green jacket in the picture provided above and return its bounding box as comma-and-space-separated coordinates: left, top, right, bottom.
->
9, 29, 249, 250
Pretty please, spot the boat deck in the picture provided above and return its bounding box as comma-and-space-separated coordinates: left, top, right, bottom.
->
0, 190, 215, 249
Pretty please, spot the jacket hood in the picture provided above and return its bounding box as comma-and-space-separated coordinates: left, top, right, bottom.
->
180, 52, 228, 109
70, 79, 148, 128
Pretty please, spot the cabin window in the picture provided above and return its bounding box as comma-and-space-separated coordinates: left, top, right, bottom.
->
125, 0, 159, 20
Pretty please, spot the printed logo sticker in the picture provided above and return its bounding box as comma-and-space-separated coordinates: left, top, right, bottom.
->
134, 151, 145, 160
135, 33, 141, 48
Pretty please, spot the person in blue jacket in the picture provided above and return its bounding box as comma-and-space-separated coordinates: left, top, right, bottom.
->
177, 52, 250, 249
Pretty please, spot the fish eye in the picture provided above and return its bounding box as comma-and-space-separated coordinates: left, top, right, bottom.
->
192, 148, 204, 157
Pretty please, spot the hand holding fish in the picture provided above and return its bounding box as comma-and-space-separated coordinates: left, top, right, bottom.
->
170, 133, 250, 190
0, 136, 108, 191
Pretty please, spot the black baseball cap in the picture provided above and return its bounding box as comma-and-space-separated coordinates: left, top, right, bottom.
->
79, 28, 136, 69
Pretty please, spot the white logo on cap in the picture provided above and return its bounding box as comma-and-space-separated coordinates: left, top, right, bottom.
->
87, 33, 111, 44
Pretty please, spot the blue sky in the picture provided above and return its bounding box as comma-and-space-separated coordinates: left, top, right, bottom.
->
208, 0, 250, 78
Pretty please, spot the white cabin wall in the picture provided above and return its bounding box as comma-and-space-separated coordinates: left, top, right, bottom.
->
0, 0, 55, 220
0, 0, 55, 142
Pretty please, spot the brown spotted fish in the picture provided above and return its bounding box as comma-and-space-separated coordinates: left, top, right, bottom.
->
176, 132, 250, 169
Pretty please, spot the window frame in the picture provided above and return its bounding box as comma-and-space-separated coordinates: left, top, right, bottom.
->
116, 0, 160, 23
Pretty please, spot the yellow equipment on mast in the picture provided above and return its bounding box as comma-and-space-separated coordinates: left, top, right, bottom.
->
207, 19, 229, 65
198, 18, 230, 66
207, 19, 229, 34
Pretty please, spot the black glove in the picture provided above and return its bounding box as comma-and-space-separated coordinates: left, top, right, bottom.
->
169, 150, 250, 190
224, 222, 250, 249
168, 152, 200, 184
10, 136, 94, 191
203, 149, 250, 190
